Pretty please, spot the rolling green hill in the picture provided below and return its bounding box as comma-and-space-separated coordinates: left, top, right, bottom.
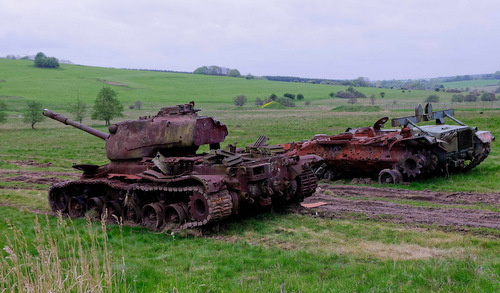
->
4, 58, 492, 115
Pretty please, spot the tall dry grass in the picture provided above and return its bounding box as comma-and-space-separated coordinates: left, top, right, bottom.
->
0, 213, 128, 292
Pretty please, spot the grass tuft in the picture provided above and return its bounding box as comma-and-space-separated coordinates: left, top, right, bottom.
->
0, 213, 127, 292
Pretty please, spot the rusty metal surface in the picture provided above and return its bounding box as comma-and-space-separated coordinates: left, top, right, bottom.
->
285, 103, 493, 183
43, 102, 319, 231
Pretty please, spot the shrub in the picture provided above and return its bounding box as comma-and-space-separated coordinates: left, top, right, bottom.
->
335, 91, 355, 99
425, 94, 440, 103
233, 95, 247, 107
275, 97, 296, 107
297, 94, 304, 100
261, 101, 287, 109
464, 94, 477, 102
284, 93, 295, 99
255, 97, 264, 106
451, 94, 465, 103
480, 92, 497, 101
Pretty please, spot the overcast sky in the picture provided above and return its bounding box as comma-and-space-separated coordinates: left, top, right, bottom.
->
1, 0, 499, 80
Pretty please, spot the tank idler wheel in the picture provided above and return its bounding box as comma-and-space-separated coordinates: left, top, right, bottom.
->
68, 196, 86, 218
123, 204, 142, 223
378, 169, 403, 184
48, 189, 69, 213
188, 192, 210, 222
142, 202, 166, 231
87, 197, 106, 219
103, 201, 123, 223
164, 203, 188, 229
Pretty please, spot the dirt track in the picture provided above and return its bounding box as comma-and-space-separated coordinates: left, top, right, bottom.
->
301, 184, 500, 230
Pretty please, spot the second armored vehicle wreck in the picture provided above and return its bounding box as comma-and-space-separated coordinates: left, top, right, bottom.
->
283, 104, 494, 184
43, 102, 318, 230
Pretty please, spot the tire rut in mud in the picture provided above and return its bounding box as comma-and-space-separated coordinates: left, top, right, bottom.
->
300, 184, 500, 230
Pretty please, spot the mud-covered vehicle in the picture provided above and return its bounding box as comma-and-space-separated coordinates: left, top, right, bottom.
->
43, 102, 318, 230
283, 103, 494, 184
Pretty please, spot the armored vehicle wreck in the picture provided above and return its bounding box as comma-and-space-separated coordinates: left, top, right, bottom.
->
283, 104, 494, 184
43, 102, 318, 230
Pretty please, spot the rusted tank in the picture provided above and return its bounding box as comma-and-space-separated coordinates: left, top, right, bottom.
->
43, 102, 318, 230
283, 103, 494, 184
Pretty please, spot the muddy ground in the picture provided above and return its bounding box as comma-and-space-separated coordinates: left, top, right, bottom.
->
1, 169, 499, 232
299, 184, 500, 231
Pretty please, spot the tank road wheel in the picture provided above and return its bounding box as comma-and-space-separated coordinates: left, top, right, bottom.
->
87, 197, 106, 219
103, 201, 123, 223
188, 191, 210, 222
142, 202, 166, 231
123, 204, 142, 223
378, 169, 403, 184
68, 196, 86, 218
164, 203, 188, 230
48, 189, 69, 213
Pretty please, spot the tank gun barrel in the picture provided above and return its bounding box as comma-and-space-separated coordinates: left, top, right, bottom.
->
42, 109, 109, 140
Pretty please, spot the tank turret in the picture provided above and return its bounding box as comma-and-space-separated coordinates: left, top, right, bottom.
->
43, 101, 228, 160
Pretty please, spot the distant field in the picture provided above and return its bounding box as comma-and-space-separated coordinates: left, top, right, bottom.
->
442, 79, 500, 92
0, 59, 499, 292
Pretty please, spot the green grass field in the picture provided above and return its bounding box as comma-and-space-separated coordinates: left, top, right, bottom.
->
0, 59, 499, 292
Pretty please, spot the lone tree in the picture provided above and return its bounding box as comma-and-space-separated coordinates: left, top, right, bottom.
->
0, 101, 7, 123
380, 92, 386, 98
34, 52, 59, 68
227, 69, 241, 77
23, 101, 45, 129
134, 100, 143, 110
91, 86, 123, 125
69, 97, 88, 123
297, 94, 304, 100
233, 95, 247, 107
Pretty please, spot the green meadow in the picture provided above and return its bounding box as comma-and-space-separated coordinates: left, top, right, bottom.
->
0, 59, 499, 292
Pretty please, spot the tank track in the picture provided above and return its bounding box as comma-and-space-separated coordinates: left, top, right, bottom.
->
48, 179, 234, 231
297, 167, 318, 198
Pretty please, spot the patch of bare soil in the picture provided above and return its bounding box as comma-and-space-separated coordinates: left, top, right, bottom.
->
97, 79, 128, 87
299, 184, 500, 231
0, 170, 79, 189
8, 160, 53, 168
